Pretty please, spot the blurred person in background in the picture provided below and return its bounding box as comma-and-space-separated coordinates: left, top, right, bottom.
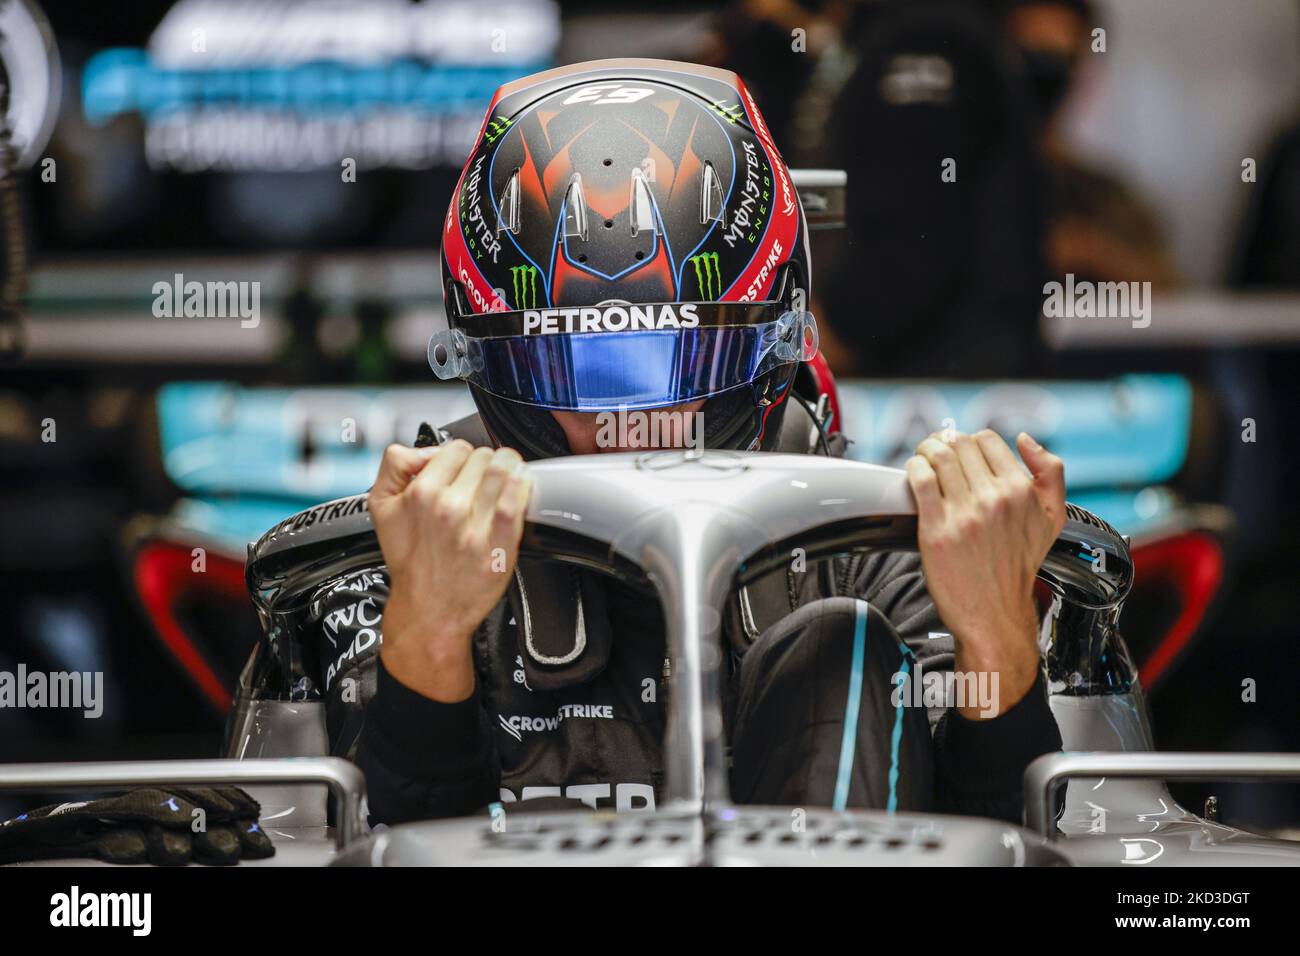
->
807, 0, 1048, 378
1230, 115, 1300, 288
714, 0, 857, 150
998, 0, 1179, 289
720, 0, 1183, 380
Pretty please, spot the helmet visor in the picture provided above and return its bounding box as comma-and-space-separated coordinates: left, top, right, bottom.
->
428, 303, 818, 412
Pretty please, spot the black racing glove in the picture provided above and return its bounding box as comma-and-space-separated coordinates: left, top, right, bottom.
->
0, 787, 275, 865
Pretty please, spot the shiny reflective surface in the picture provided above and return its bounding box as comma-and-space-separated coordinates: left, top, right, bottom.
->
1025, 751, 1300, 866
235, 450, 1294, 866
338, 807, 1069, 868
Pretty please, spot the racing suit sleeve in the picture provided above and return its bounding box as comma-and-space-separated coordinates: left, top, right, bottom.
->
846, 551, 1063, 822
309, 568, 499, 824
357, 658, 499, 824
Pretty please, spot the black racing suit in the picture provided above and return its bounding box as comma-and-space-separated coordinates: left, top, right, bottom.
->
311, 405, 1062, 826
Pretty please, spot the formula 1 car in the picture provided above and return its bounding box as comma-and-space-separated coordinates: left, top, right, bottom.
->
7, 447, 1295, 866
116, 373, 1233, 719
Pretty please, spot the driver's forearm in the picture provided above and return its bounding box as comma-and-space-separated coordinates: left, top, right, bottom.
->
357, 657, 498, 825
379, 586, 477, 703
932, 669, 1062, 823
379, 629, 475, 704
950, 599, 1040, 720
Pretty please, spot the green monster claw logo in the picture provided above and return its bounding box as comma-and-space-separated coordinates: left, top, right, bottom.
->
510, 265, 540, 309
710, 100, 744, 125
484, 116, 513, 145
689, 252, 721, 301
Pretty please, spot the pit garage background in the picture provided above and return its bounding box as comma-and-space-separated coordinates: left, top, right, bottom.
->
1, 0, 1297, 835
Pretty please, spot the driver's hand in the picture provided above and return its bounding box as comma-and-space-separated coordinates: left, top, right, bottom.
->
369, 440, 531, 702
905, 430, 1066, 719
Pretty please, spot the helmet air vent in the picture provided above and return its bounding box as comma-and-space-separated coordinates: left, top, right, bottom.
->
629, 167, 659, 238
562, 173, 589, 242
701, 161, 726, 227
496, 168, 522, 236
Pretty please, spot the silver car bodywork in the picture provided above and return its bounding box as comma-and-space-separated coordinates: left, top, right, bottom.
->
5, 450, 1296, 865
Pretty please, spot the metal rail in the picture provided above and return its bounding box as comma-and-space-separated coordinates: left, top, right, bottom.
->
1024, 751, 1300, 839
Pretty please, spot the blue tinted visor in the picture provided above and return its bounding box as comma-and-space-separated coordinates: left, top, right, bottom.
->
428, 304, 817, 412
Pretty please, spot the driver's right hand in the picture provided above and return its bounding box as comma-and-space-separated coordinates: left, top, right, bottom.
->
368, 440, 531, 702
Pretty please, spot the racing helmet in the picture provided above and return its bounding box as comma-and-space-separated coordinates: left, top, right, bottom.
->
433, 59, 818, 458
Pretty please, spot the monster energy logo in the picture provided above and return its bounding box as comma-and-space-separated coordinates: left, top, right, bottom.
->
689, 252, 721, 301
484, 116, 513, 145
710, 100, 744, 125
511, 265, 540, 309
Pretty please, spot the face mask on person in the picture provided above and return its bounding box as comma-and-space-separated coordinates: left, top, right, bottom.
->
1021, 48, 1074, 121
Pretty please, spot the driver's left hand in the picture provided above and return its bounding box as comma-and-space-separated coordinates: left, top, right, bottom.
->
905, 430, 1066, 719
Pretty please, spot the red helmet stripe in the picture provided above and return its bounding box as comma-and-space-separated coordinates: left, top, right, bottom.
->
723, 77, 801, 303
